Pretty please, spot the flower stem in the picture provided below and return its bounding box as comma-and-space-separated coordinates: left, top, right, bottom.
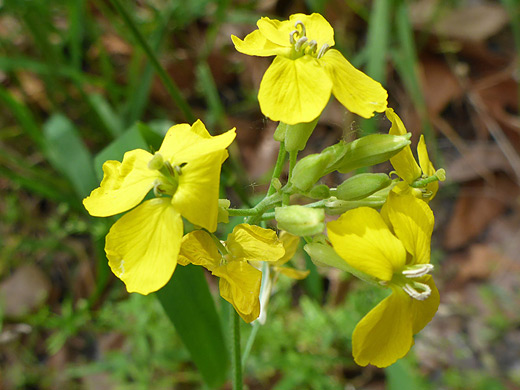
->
267, 141, 287, 196
231, 308, 243, 390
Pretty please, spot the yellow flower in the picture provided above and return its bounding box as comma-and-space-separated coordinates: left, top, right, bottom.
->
271, 231, 309, 280
327, 192, 439, 367
386, 108, 441, 200
232, 13, 388, 125
178, 224, 285, 323
83, 120, 236, 295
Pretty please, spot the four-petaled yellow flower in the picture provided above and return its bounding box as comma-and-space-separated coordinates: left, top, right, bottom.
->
327, 192, 439, 367
232, 13, 388, 125
270, 231, 309, 280
178, 224, 285, 323
386, 108, 441, 201
83, 120, 236, 295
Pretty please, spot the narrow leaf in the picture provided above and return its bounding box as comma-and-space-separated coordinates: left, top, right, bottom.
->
156, 265, 229, 388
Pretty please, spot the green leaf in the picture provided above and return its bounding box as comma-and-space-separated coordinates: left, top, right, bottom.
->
43, 113, 98, 199
386, 358, 429, 390
93, 124, 149, 180
87, 93, 124, 138
156, 265, 229, 388
93, 122, 167, 180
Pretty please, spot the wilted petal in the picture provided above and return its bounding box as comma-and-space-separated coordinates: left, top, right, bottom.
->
272, 231, 300, 266
276, 266, 309, 280
217, 262, 262, 323
327, 207, 406, 281
83, 149, 159, 217
258, 55, 332, 125
178, 230, 221, 270
105, 198, 183, 295
322, 49, 387, 119
226, 224, 285, 263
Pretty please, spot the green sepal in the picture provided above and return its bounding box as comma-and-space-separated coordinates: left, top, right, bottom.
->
334, 173, 392, 201
284, 118, 319, 152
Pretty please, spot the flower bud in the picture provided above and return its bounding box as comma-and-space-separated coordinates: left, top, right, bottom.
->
327, 133, 411, 174
324, 183, 392, 214
334, 173, 392, 201
275, 205, 325, 236
284, 118, 319, 152
307, 184, 330, 199
290, 152, 333, 192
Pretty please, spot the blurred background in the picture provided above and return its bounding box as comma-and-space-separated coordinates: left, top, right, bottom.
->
1, 0, 519, 389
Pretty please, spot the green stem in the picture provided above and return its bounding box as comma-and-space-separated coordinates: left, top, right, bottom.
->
109, 0, 195, 123
242, 321, 260, 366
231, 309, 243, 390
245, 192, 282, 225
267, 142, 287, 196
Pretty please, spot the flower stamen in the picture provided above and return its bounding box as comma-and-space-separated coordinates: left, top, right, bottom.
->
306, 39, 317, 53
403, 282, 431, 301
294, 21, 306, 37
295, 36, 308, 51
317, 43, 330, 59
402, 263, 434, 278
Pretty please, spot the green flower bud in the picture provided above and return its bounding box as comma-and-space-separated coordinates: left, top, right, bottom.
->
284, 118, 319, 152
290, 152, 333, 192
275, 205, 325, 236
327, 133, 412, 174
307, 184, 330, 199
325, 184, 393, 214
334, 173, 392, 201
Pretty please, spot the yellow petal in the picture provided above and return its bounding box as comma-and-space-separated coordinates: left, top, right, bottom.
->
217, 262, 262, 323
386, 192, 434, 265
226, 224, 285, 263
158, 121, 236, 164
327, 207, 406, 281
258, 55, 333, 125
83, 149, 159, 217
276, 266, 310, 280
386, 108, 422, 183
353, 289, 414, 367
231, 30, 289, 57
288, 13, 335, 48
105, 198, 183, 295
411, 276, 439, 334
256, 16, 294, 47
171, 151, 228, 232
178, 230, 221, 270
417, 135, 439, 200
273, 231, 300, 266
321, 49, 387, 118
